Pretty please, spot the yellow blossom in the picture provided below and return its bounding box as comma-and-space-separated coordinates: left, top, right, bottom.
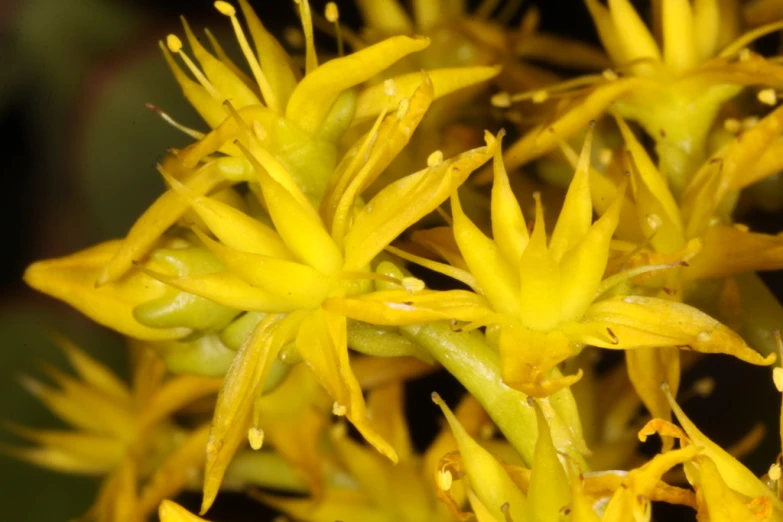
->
333, 126, 774, 397
3, 337, 222, 522
495, 0, 783, 195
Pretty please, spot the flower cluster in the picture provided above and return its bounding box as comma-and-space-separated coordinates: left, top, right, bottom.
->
12, 0, 783, 521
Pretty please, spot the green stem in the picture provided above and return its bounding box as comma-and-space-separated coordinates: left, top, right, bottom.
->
402, 321, 588, 469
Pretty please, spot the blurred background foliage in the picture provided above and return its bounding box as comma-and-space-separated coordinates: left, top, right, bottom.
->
1, 1, 779, 521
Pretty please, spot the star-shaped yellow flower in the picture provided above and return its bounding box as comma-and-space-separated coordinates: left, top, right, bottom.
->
4, 337, 222, 522
495, 0, 783, 196
330, 126, 774, 398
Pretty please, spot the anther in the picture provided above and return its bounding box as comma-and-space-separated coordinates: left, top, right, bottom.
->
325, 2, 343, 56
723, 118, 741, 134
769, 463, 782, 481
602, 69, 619, 81
248, 427, 264, 450
437, 469, 453, 491
759, 88, 778, 106
491, 92, 512, 108
696, 331, 712, 343
402, 277, 425, 293
383, 79, 397, 98
332, 402, 347, 416
214, 1, 279, 111
396, 98, 410, 119
532, 90, 549, 103
166, 34, 220, 99
427, 150, 444, 167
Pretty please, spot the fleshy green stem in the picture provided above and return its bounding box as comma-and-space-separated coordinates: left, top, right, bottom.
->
402, 321, 589, 469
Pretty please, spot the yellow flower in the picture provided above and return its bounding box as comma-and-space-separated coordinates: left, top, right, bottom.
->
97, 77, 496, 513
333, 127, 774, 397
432, 391, 696, 521
640, 384, 783, 520
4, 337, 222, 522
83, 0, 501, 290
157, 381, 487, 522
495, 0, 783, 195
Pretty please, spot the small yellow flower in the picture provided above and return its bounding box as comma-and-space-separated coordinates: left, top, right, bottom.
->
432, 390, 696, 521
332, 127, 774, 397
496, 0, 783, 195
4, 338, 222, 522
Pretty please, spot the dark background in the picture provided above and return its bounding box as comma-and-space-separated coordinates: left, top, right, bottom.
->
0, 1, 778, 521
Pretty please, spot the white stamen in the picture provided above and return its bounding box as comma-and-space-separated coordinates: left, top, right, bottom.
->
759, 88, 778, 106
332, 402, 347, 416
427, 150, 444, 167
437, 469, 453, 491
402, 277, 425, 293
248, 427, 264, 450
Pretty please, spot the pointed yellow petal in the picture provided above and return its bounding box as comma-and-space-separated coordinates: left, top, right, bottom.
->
160, 43, 226, 128
580, 296, 776, 366
527, 401, 570, 522
327, 75, 434, 244
625, 346, 680, 423
98, 157, 235, 285
693, 0, 720, 61
518, 194, 561, 330
686, 225, 783, 280
608, 0, 662, 65
238, 0, 299, 108
181, 17, 261, 109
491, 134, 529, 267
665, 388, 783, 511
453, 188, 521, 316
296, 310, 397, 462
158, 166, 292, 259
353, 66, 501, 122
367, 382, 412, 461
244, 147, 344, 275
159, 501, 209, 522
323, 289, 492, 325
432, 392, 528, 522
549, 125, 594, 262
615, 115, 683, 252
662, 0, 696, 72
585, 0, 627, 64
137, 267, 298, 313
193, 228, 330, 309
286, 35, 430, 134
202, 313, 287, 513
25, 241, 188, 341
503, 78, 641, 172
557, 183, 623, 323
52, 335, 131, 404
343, 136, 496, 270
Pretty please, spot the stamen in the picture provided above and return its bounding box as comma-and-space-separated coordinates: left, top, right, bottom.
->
769, 463, 782, 481
402, 277, 425, 293
332, 402, 347, 416
383, 79, 397, 98
437, 469, 453, 491
427, 150, 444, 167
603, 69, 619, 81
247, 427, 264, 450
501, 502, 514, 522
325, 2, 343, 57
759, 88, 778, 106
491, 92, 512, 108
166, 34, 221, 100
214, 1, 280, 112
723, 118, 741, 134
144, 103, 205, 140
532, 90, 549, 103
598, 147, 613, 166
294, 0, 318, 74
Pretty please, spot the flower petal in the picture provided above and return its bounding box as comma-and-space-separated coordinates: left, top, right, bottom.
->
286, 35, 430, 134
